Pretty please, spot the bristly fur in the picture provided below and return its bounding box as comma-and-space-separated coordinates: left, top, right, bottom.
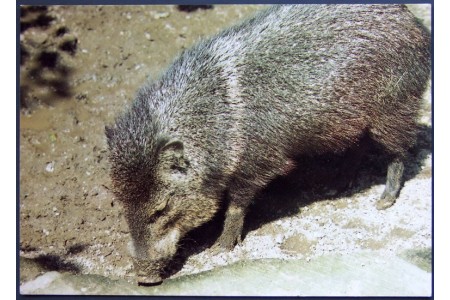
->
106, 4, 431, 283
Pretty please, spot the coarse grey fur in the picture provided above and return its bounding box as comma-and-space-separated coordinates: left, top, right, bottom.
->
106, 4, 431, 284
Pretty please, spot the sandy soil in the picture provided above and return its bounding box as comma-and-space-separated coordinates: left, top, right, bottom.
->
19, 4, 432, 286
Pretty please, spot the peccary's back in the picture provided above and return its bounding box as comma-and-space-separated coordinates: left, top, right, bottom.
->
234, 5, 430, 152
136, 5, 430, 187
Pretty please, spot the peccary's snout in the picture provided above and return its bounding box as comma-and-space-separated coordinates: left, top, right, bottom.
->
133, 257, 164, 286
130, 228, 182, 285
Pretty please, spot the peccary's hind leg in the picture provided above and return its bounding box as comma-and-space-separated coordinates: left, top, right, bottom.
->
376, 157, 405, 210
369, 111, 416, 210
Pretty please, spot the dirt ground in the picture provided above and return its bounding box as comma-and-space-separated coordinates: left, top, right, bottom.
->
18, 4, 432, 287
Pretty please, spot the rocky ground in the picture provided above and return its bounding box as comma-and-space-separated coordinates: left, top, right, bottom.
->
18, 4, 432, 296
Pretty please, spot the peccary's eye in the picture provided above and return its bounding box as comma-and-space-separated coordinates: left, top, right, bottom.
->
148, 209, 164, 224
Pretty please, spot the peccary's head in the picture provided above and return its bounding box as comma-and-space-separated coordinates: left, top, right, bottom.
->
105, 96, 219, 284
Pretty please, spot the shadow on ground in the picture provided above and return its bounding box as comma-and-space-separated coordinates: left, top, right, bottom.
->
245, 123, 432, 231
19, 243, 89, 282
31, 254, 82, 273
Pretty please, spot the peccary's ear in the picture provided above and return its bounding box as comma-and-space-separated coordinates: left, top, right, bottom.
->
160, 139, 184, 153
158, 139, 190, 174
158, 138, 185, 162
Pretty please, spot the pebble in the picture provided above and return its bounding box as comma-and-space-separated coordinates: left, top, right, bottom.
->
153, 11, 170, 19
45, 162, 55, 172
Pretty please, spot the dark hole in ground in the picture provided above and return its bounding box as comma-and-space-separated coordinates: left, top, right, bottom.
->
20, 6, 48, 21
55, 26, 69, 37
34, 13, 55, 27
23, 6, 48, 14
37, 51, 59, 69
20, 5, 75, 109
59, 38, 78, 55
49, 78, 72, 97
21, 57, 74, 108
21, 13, 55, 33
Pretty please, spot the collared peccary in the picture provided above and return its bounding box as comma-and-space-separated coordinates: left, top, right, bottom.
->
105, 5, 430, 284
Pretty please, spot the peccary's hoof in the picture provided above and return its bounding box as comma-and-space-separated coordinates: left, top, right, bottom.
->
211, 233, 242, 254
210, 241, 232, 255
376, 195, 396, 210
210, 242, 231, 255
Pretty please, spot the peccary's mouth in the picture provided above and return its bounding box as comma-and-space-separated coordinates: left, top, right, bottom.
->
137, 274, 163, 286
133, 257, 166, 286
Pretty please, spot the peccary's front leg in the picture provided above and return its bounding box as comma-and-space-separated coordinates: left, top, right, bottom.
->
376, 157, 405, 210
215, 203, 246, 250
213, 187, 254, 251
